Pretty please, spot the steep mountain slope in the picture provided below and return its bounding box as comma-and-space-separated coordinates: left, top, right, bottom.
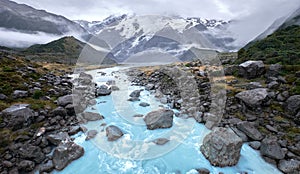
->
23, 36, 116, 65
0, 0, 87, 35
236, 6, 300, 65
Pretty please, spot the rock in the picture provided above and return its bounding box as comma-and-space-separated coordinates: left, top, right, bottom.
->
111, 85, 120, 91
266, 63, 282, 77
96, 85, 111, 96
144, 109, 174, 130
278, 159, 300, 173
200, 127, 243, 167
235, 88, 268, 108
0, 93, 7, 100
106, 125, 123, 141
260, 136, 285, 160
285, 95, 300, 116
238, 60, 265, 79
1, 104, 34, 130
2, 160, 13, 168
18, 145, 45, 163
17, 160, 35, 172
129, 90, 141, 98
52, 141, 84, 170
68, 126, 81, 135
133, 114, 144, 117
267, 81, 280, 89
12, 90, 28, 99
47, 132, 70, 145
249, 141, 261, 150
57, 94, 73, 107
51, 107, 67, 116
236, 121, 263, 141
230, 127, 248, 142
82, 112, 104, 121
139, 102, 150, 107
196, 168, 210, 174
65, 104, 75, 116
85, 130, 98, 140
152, 138, 169, 145
265, 125, 278, 133
79, 72, 92, 79
127, 97, 140, 102
39, 160, 54, 173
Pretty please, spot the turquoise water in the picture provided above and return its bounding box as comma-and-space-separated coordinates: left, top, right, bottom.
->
54, 67, 282, 174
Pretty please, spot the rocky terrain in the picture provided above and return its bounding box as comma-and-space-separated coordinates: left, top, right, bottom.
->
127, 60, 300, 173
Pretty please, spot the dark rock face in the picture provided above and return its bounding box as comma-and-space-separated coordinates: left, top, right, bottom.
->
260, 136, 285, 160
237, 121, 264, 141
200, 127, 243, 167
235, 88, 268, 108
106, 125, 123, 141
18, 145, 45, 163
82, 112, 104, 121
144, 109, 174, 130
238, 60, 265, 79
47, 132, 70, 145
278, 159, 300, 173
85, 130, 98, 140
96, 85, 111, 96
39, 160, 54, 173
129, 90, 141, 98
52, 141, 84, 170
1, 104, 34, 130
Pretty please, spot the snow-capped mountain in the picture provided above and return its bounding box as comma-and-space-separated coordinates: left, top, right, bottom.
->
0, 0, 89, 47
75, 15, 236, 63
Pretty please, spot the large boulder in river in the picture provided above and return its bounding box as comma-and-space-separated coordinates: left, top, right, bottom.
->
260, 136, 285, 160
96, 85, 111, 96
129, 90, 141, 98
200, 127, 243, 167
238, 60, 265, 79
235, 88, 268, 108
47, 132, 70, 145
1, 104, 34, 130
106, 125, 123, 141
52, 141, 84, 170
278, 159, 300, 173
82, 112, 104, 121
144, 109, 174, 130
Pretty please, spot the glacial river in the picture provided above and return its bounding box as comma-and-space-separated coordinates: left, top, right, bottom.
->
55, 66, 282, 174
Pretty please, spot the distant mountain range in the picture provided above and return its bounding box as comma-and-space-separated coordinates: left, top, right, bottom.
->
0, 0, 299, 65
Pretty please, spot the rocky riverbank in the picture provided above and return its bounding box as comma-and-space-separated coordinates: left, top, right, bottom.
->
127, 60, 300, 173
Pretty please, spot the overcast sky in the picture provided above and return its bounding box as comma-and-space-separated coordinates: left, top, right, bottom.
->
13, 0, 300, 22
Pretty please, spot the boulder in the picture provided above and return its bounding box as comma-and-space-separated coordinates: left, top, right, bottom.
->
106, 125, 123, 141
57, 94, 73, 107
237, 121, 263, 141
1, 104, 34, 130
238, 60, 265, 79
278, 159, 300, 173
139, 102, 150, 107
260, 136, 285, 160
128, 97, 140, 102
266, 63, 282, 77
51, 107, 67, 116
235, 88, 268, 108
85, 130, 98, 140
39, 160, 54, 173
200, 127, 243, 167
129, 90, 141, 98
96, 85, 111, 96
285, 95, 300, 116
52, 141, 84, 170
18, 145, 45, 163
82, 112, 104, 121
17, 160, 35, 172
12, 90, 28, 99
47, 132, 70, 145
144, 109, 174, 130
152, 138, 169, 145
0, 93, 7, 100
